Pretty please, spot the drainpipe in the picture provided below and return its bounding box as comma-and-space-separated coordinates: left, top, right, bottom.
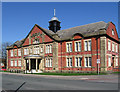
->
96, 36, 99, 74
60, 42, 62, 73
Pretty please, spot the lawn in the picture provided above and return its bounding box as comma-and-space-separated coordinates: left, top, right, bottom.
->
1, 70, 108, 76
26, 72, 107, 76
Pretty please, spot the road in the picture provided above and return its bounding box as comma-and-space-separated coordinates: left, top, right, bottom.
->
2, 72, 118, 90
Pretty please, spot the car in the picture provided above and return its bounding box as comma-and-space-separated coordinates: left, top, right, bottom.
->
1, 67, 7, 71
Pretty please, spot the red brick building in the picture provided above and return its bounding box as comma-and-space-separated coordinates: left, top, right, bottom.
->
6, 12, 119, 73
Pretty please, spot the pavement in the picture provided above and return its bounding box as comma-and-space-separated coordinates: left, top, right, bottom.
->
1, 72, 119, 90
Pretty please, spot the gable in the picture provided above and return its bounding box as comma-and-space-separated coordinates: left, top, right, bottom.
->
72, 33, 83, 40
106, 22, 119, 41
23, 25, 54, 46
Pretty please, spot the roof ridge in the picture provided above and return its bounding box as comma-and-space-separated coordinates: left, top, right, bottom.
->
57, 21, 106, 33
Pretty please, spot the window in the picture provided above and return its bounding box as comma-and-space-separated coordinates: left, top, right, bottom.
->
70, 58, 72, 67
116, 44, 118, 52
46, 45, 48, 53
75, 41, 81, 52
45, 58, 52, 67
66, 42, 72, 52
50, 58, 52, 67
14, 60, 17, 66
40, 46, 43, 53
34, 46, 39, 54
85, 57, 88, 67
84, 40, 91, 51
11, 50, 13, 57
116, 57, 118, 66
24, 48, 29, 55
14, 49, 17, 57
18, 49, 21, 56
18, 60, 21, 66
46, 44, 52, 53
50, 45, 52, 53
66, 58, 69, 67
108, 41, 111, 50
85, 57, 92, 67
89, 57, 92, 67
112, 29, 114, 35
46, 58, 48, 67
48, 45, 50, 53
85, 41, 88, 51
66, 57, 72, 67
30, 47, 32, 54
88, 41, 91, 51
112, 43, 114, 51
11, 60, 13, 66
75, 57, 82, 67
33, 39, 39, 44
108, 57, 111, 67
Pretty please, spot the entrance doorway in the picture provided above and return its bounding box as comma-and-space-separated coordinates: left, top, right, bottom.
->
112, 56, 115, 69
31, 59, 36, 69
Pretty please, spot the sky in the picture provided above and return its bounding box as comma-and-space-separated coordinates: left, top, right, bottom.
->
2, 2, 119, 43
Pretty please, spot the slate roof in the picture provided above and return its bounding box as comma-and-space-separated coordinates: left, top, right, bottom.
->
7, 21, 110, 49
56, 21, 108, 40
6, 39, 25, 49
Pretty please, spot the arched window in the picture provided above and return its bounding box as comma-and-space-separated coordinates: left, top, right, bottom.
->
33, 38, 39, 44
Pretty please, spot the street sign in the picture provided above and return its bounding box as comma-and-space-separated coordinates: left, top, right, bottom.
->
97, 59, 100, 64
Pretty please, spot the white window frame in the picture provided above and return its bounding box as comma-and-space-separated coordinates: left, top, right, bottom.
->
18, 49, 21, 56
108, 56, 111, 67
46, 58, 48, 67
46, 44, 52, 54
116, 44, 118, 52
14, 60, 17, 66
46, 45, 48, 53
45, 58, 52, 67
75, 57, 82, 67
18, 60, 21, 66
14, 49, 17, 57
30, 47, 32, 54
48, 45, 50, 53
34, 46, 39, 54
11, 60, 13, 66
108, 40, 111, 51
70, 58, 72, 67
88, 40, 91, 51
50, 58, 52, 67
84, 39, 91, 51
24, 48, 29, 55
116, 57, 118, 66
66, 58, 69, 67
112, 29, 114, 35
66, 42, 72, 52
84, 41, 88, 51
66, 57, 72, 67
112, 43, 114, 52
40, 46, 43, 53
11, 50, 13, 57
75, 41, 81, 52
50, 45, 52, 53
84, 57, 91, 67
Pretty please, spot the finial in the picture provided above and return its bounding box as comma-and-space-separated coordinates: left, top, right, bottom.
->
54, 8, 56, 16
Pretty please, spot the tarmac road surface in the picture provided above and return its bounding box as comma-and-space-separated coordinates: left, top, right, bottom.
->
2, 72, 118, 90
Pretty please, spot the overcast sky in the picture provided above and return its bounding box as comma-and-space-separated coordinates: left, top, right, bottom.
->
2, 2, 119, 43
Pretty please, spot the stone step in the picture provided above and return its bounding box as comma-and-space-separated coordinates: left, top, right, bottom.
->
25, 69, 43, 73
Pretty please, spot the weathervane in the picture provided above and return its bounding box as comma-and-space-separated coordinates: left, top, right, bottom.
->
54, 8, 56, 16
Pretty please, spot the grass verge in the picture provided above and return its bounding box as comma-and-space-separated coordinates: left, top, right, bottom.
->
1, 70, 107, 76
25, 72, 107, 76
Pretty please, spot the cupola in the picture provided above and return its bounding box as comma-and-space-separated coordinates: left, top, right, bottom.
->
48, 9, 61, 33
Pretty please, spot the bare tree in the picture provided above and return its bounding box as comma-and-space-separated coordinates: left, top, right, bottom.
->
1, 42, 12, 67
